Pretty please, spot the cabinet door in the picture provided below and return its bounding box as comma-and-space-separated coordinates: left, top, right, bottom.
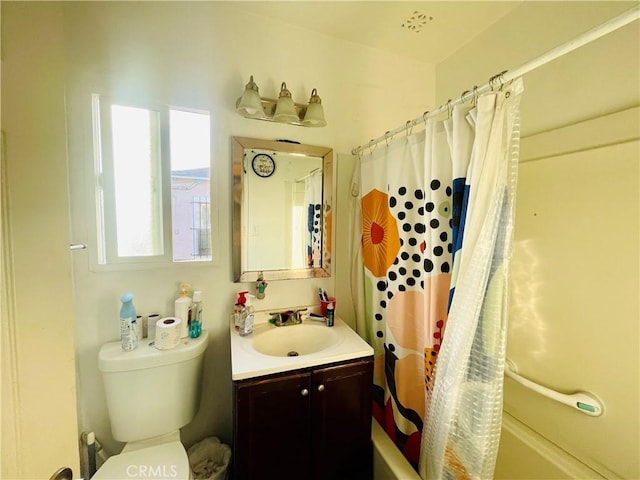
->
311, 358, 374, 480
234, 372, 311, 480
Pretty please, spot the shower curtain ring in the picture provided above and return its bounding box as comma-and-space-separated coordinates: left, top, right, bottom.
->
489, 73, 499, 91
446, 99, 453, 119
460, 90, 471, 104
368, 139, 376, 155
498, 70, 508, 91
422, 111, 430, 124
384, 131, 392, 146
472, 85, 479, 105
405, 120, 414, 136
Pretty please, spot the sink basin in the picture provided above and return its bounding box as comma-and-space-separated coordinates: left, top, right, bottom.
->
251, 323, 340, 357
231, 312, 374, 380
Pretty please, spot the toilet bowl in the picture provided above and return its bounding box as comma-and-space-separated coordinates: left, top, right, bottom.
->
95, 332, 209, 480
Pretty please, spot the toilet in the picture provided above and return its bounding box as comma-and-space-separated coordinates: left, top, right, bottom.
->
94, 331, 209, 480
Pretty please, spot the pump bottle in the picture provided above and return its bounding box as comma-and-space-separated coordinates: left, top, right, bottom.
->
175, 283, 192, 338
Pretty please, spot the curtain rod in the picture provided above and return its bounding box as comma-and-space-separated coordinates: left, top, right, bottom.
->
351, 5, 640, 156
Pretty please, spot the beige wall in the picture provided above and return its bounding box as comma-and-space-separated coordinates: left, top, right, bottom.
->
60, 1, 436, 457
436, 1, 639, 137
3, 1, 639, 478
435, 2, 639, 478
1, 2, 80, 478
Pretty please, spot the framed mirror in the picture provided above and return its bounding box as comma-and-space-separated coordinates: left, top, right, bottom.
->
232, 136, 333, 282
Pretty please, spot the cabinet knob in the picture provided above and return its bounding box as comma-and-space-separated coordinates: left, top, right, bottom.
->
301, 388, 309, 396
317, 384, 325, 392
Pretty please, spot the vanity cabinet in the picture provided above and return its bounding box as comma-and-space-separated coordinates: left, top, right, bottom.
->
233, 357, 374, 480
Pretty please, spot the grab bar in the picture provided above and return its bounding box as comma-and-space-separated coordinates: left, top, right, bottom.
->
504, 359, 603, 417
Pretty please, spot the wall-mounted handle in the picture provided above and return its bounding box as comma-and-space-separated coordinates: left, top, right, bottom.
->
300, 388, 309, 397
505, 359, 603, 417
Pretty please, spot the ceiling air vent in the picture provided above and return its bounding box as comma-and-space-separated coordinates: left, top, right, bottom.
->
401, 11, 433, 33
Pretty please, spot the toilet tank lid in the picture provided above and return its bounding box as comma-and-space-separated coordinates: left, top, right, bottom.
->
99, 330, 209, 373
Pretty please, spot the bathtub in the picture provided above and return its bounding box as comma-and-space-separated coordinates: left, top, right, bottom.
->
372, 413, 604, 480
495, 412, 604, 479
372, 419, 421, 480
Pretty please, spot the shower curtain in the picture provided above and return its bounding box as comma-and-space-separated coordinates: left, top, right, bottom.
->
304, 171, 323, 267
351, 78, 523, 478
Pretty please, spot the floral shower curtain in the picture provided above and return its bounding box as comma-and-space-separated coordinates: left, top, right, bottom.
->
304, 171, 323, 267
352, 78, 523, 477
351, 120, 455, 469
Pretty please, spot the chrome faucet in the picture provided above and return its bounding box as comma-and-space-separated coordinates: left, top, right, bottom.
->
270, 308, 307, 326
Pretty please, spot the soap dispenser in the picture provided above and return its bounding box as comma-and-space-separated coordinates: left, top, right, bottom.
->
233, 291, 248, 331
240, 294, 255, 337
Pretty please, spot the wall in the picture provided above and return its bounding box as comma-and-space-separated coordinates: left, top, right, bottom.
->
61, 2, 436, 456
435, 1, 639, 137
435, 2, 639, 478
505, 108, 639, 479
1, 2, 80, 478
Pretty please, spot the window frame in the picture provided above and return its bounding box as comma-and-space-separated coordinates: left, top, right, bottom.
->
89, 94, 216, 270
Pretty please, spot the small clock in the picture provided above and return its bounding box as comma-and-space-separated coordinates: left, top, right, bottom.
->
251, 153, 276, 178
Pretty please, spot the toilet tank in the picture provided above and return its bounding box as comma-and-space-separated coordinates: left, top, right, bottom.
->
98, 331, 209, 442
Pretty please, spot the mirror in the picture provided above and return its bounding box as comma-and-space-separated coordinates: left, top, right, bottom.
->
232, 137, 333, 282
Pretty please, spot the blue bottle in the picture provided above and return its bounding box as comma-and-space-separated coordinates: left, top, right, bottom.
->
120, 293, 138, 351
190, 290, 203, 338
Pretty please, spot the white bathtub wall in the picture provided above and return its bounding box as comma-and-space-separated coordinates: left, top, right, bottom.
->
505, 109, 639, 478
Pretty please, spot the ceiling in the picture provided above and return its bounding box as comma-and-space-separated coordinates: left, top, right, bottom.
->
230, 1, 523, 64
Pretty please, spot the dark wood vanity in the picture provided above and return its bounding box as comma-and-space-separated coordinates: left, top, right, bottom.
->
232, 356, 374, 480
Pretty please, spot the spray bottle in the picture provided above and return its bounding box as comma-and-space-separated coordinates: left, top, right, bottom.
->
120, 293, 138, 351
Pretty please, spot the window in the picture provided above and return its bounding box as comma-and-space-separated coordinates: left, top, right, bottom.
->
92, 95, 213, 265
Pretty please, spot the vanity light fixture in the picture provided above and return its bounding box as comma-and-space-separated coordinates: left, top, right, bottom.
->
236, 75, 327, 127
302, 88, 326, 127
236, 75, 264, 118
273, 82, 299, 123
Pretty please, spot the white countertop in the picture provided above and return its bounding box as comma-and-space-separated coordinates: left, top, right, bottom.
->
230, 311, 374, 381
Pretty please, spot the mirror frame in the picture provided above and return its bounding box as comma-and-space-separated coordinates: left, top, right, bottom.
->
232, 136, 333, 282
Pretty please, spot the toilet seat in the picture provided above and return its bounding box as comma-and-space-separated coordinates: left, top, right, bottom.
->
92, 441, 191, 480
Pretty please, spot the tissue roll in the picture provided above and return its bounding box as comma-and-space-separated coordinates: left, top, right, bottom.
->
155, 317, 182, 350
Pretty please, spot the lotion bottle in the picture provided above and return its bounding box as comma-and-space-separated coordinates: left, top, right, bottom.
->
175, 283, 192, 338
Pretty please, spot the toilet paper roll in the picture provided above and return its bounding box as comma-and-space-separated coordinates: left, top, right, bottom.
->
154, 317, 182, 350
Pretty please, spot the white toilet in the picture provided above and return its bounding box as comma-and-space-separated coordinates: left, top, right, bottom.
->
94, 331, 209, 480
